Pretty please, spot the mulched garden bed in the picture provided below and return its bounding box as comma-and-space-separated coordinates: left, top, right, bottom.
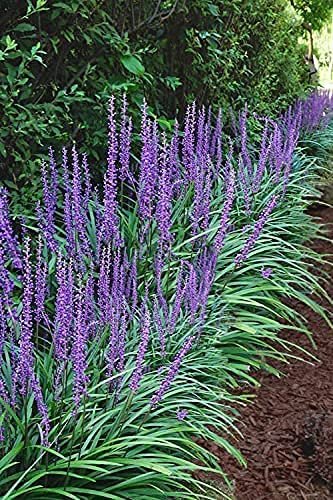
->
204, 206, 333, 499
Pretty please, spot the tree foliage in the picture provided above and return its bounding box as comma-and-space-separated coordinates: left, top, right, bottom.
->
0, 0, 310, 200
290, 0, 333, 30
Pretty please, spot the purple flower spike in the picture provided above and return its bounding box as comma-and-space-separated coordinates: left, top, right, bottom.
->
156, 134, 173, 249
182, 102, 196, 182
119, 94, 132, 183
129, 297, 151, 393
54, 256, 74, 368
261, 267, 273, 279
177, 408, 188, 421
39, 155, 58, 252
0, 300, 6, 358
138, 109, 158, 224
12, 239, 34, 399
235, 195, 279, 267
61, 148, 75, 256
150, 334, 195, 407
100, 96, 119, 244
71, 279, 89, 409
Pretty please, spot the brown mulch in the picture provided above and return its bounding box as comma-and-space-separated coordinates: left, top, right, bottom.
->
203, 206, 333, 499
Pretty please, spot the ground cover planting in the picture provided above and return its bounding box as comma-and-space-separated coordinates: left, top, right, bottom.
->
0, 90, 332, 499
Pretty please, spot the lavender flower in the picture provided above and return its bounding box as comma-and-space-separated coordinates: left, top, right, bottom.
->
12, 239, 34, 399
210, 108, 222, 161
138, 108, 158, 223
54, 256, 73, 366
107, 248, 125, 378
156, 135, 173, 248
129, 298, 150, 392
150, 334, 195, 407
71, 279, 89, 409
176, 408, 188, 421
119, 94, 132, 182
61, 148, 75, 256
235, 195, 279, 267
115, 299, 127, 374
39, 156, 58, 252
100, 96, 119, 244
0, 300, 6, 358
0, 377, 8, 404
201, 161, 213, 234
182, 102, 196, 182
197, 248, 217, 324
261, 267, 273, 279
72, 146, 91, 259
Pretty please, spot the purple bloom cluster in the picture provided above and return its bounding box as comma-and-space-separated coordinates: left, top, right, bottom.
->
38, 152, 58, 252
150, 335, 195, 407
177, 408, 188, 421
119, 94, 133, 183
12, 239, 35, 398
138, 101, 158, 223
156, 135, 173, 249
261, 267, 273, 279
0, 91, 331, 449
235, 195, 279, 267
100, 97, 120, 245
54, 255, 74, 367
71, 279, 90, 409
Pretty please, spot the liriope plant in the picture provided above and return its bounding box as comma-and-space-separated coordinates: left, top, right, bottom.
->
0, 91, 332, 498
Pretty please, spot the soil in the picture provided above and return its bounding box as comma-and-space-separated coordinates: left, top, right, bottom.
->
202, 206, 333, 499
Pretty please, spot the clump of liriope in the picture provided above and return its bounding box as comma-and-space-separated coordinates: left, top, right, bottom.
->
0, 91, 332, 498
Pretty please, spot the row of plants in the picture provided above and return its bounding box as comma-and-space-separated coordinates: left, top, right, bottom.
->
0, 89, 332, 498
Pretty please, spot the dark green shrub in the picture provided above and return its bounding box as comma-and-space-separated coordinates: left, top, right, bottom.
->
0, 0, 311, 209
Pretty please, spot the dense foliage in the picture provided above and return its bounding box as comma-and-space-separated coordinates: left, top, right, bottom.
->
0, 90, 332, 498
0, 0, 310, 204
